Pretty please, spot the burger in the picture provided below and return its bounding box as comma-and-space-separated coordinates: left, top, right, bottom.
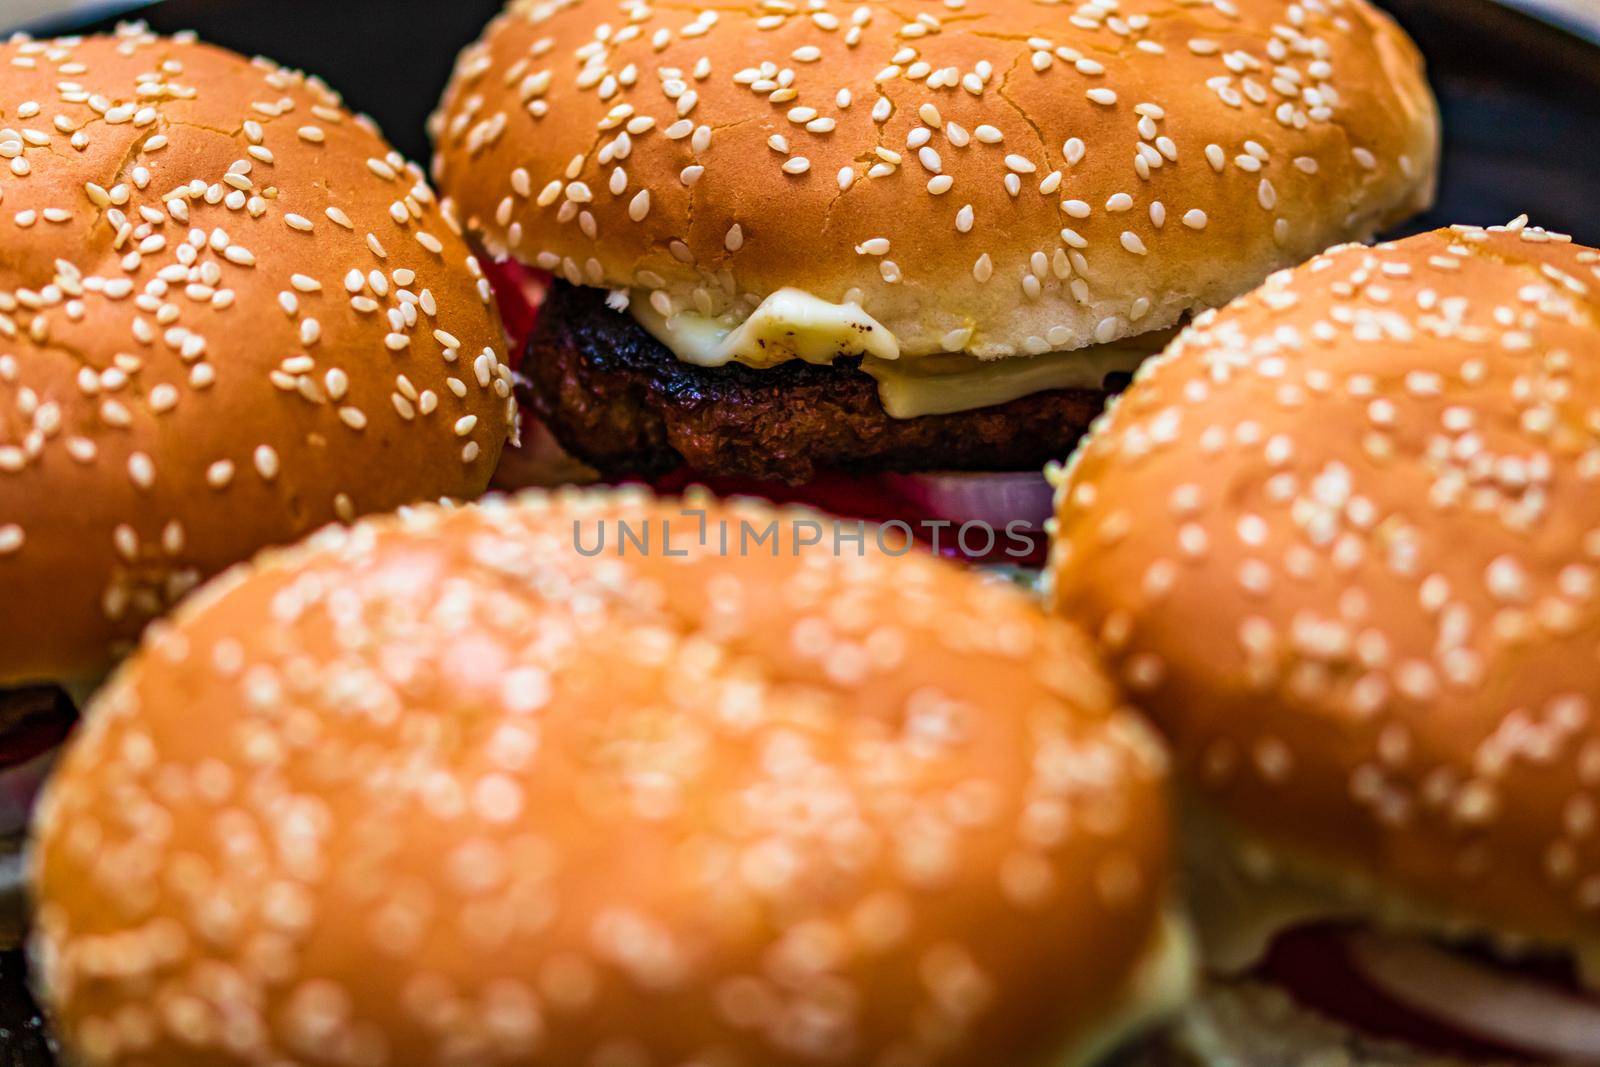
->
0, 24, 516, 937
1049, 220, 1600, 1065
31, 489, 1192, 1067
430, 0, 1440, 563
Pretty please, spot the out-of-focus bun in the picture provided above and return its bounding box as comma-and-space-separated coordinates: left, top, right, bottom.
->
33, 489, 1185, 1067
1050, 220, 1600, 952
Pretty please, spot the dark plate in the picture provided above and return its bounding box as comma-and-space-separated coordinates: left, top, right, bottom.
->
5, 0, 1600, 1063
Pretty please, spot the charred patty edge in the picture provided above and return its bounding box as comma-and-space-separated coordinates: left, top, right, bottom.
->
523, 281, 1123, 484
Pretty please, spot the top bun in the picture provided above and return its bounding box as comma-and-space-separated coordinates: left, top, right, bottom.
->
0, 26, 517, 685
1049, 220, 1600, 952
432, 0, 1437, 360
33, 489, 1181, 1067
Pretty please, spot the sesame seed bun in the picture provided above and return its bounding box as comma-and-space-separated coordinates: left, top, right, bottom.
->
32, 489, 1181, 1067
0, 26, 517, 686
430, 0, 1438, 361
1047, 220, 1600, 954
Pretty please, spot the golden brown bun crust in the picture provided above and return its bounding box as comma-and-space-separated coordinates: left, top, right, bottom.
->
1049, 222, 1600, 949
33, 490, 1174, 1067
0, 27, 516, 684
431, 0, 1437, 360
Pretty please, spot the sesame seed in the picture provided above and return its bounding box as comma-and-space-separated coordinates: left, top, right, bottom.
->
127, 452, 155, 490
254, 446, 280, 481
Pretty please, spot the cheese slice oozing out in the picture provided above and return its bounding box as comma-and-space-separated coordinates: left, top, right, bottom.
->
859, 339, 1170, 418
629, 287, 1174, 419
630, 286, 900, 368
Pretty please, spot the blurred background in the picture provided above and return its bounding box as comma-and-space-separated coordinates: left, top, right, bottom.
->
1516, 0, 1600, 40
5, 0, 122, 30
4, 0, 1600, 41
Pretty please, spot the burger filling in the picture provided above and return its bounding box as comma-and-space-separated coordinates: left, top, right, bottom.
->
0, 687, 76, 949
483, 256, 548, 373
521, 280, 1145, 483
0, 687, 75, 840
1257, 926, 1600, 1063
482, 266, 1170, 562
629, 283, 1173, 418
1187, 820, 1600, 1064
1058, 910, 1198, 1067
629, 284, 902, 369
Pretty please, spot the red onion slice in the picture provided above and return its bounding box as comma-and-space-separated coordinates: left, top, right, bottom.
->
644, 469, 1054, 564
480, 257, 550, 366
882, 470, 1055, 531
0, 745, 58, 840
1346, 931, 1600, 1063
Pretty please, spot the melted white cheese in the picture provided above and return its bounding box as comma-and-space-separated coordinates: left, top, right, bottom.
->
860, 340, 1166, 419
631, 287, 899, 368
629, 287, 1173, 418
